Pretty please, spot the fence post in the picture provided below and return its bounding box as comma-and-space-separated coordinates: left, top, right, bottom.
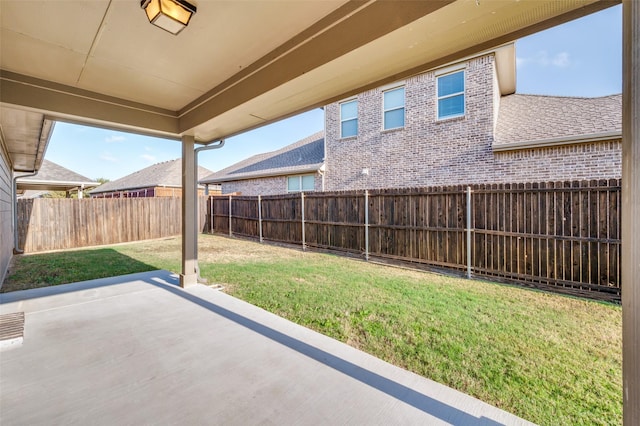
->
258, 195, 263, 243
301, 192, 306, 251
466, 186, 472, 279
209, 196, 213, 234
365, 190, 369, 261
228, 195, 232, 236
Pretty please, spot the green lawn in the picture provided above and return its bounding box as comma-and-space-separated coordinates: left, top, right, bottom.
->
2, 234, 622, 425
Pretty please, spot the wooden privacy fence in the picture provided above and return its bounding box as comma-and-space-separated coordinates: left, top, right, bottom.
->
17, 196, 208, 253
206, 180, 621, 302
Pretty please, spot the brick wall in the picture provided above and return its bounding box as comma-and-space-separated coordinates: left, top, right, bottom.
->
324, 54, 621, 190
493, 140, 621, 181
221, 172, 323, 196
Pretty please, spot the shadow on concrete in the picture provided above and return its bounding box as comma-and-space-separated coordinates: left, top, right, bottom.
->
1, 270, 515, 425
146, 274, 506, 426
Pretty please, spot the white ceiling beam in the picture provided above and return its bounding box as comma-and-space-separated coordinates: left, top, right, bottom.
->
0, 71, 180, 138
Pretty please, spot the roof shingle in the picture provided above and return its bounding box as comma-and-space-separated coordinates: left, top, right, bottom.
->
18, 160, 97, 185
90, 159, 212, 194
201, 131, 324, 183
495, 94, 621, 146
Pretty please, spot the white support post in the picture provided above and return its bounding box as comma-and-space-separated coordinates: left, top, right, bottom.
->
622, 1, 640, 424
258, 195, 263, 243
466, 186, 472, 279
301, 192, 306, 251
228, 195, 232, 236
180, 135, 198, 288
364, 190, 369, 261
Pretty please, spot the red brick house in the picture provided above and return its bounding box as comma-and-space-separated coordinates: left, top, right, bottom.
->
90, 158, 217, 198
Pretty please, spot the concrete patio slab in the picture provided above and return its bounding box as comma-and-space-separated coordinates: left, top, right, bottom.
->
0, 271, 534, 425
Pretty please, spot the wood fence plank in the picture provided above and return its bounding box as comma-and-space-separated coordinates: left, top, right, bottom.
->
16, 180, 622, 301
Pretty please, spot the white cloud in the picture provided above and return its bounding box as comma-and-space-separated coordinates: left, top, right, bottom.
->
100, 153, 118, 162
141, 154, 156, 163
516, 50, 571, 68
551, 52, 570, 68
144, 146, 153, 152
105, 135, 126, 143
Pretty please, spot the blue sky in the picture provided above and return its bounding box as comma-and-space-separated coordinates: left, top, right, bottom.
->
44, 4, 622, 181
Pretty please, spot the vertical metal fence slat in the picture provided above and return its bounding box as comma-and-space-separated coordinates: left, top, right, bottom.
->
229, 195, 232, 236
467, 186, 472, 279
301, 192, 306, 251
365, 190, 369, 261
209, 196, 213, 234
258, 195, 263, 243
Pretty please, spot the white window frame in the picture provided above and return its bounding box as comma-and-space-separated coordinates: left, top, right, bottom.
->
287, 174, 315, 193
436, 69, 465, 120
382, 85, 405, 131
339, 99, 358, 138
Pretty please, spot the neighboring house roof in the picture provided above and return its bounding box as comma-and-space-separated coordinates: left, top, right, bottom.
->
16, 160, 99, 193
201, 131, 324, 184
18, 190, 51, 199
495, 94, 622, 151
90, 159, 213, 194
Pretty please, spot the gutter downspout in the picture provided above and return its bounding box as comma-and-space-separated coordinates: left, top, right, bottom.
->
195, 139, 226, 194
193, 139, 225, 283
195, 139, 225, 163
12, 170, 38, 254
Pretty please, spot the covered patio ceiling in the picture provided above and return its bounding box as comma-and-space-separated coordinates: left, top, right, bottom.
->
0, 0, 618, 172
2, 1, 638, 423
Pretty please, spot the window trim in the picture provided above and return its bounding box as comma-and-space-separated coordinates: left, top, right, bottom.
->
287, 174, 315, 193
339, 99, 358, 138
382, 85, 405, 131
436, 69, 465, 121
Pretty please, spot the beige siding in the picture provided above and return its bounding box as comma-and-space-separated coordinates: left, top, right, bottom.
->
0, 143, 12, 283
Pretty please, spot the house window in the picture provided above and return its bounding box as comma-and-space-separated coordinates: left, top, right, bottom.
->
383, 86, 405, 130
437, 70, 465, 119
340, 100, 358, 138
287, 174, 315, 192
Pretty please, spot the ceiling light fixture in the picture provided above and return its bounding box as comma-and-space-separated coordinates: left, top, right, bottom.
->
141, 0, 197, 35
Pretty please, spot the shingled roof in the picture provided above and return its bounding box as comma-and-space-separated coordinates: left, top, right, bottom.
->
17, 160, 98, 192
201, 131, 324, 184
90, 159, 212, 194
495, 94, 621, 150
